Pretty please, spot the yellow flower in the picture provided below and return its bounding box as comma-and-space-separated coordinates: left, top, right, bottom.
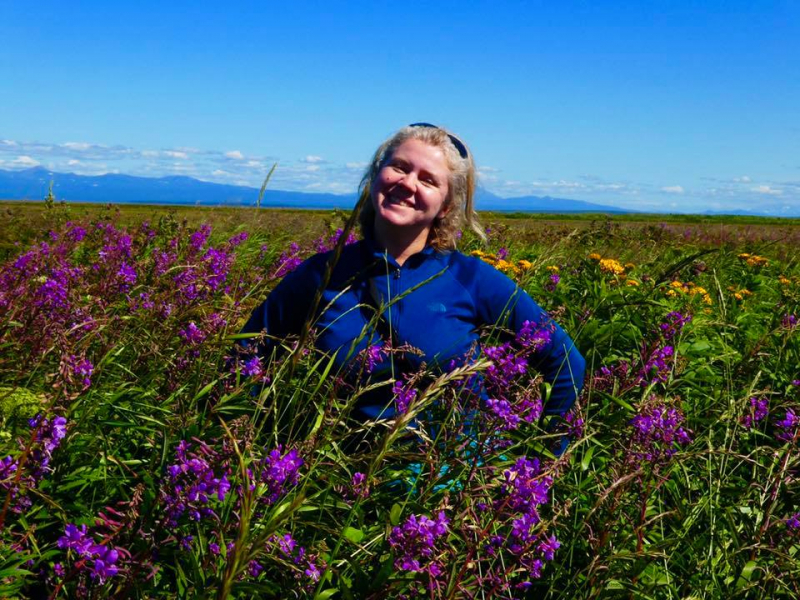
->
739, 252, 768, 267
670, 280, 684, 289
666, 289, 677, 298
470, 249, 485, 257
624, 262, 635, 270
588, 253, 601, 261
599, 258, 625, 276
779, 276, 791, 285
626, 279, 640, 287
546, 265, 560, 273
518, 259, 533, 270
734, 292, 743, 301
746, 255, 768, 267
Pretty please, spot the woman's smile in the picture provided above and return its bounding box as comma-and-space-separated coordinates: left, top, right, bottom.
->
371, 138, 451, 237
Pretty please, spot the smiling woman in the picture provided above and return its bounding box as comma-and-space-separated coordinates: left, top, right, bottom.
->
240, 123, 585, 430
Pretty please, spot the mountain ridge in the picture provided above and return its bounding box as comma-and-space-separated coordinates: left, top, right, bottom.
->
3, 166, 782, 216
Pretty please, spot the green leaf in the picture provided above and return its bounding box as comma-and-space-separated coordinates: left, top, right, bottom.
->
343, 527, 365, 544
389, 503, 402, 526
581, 445, 595, 471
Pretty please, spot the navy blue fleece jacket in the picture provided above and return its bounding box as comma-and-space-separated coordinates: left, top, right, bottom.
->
240, 238, 585, 420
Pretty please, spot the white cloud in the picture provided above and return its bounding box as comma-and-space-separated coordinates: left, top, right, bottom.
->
163, 150, 189, 159
345, 161, 367, 169
478, 166, 501, 173
141, 150, 160, 158
305, 165, 320, 172
11, 155, 40, 167
1, 139, 18, 147
752, 185, 782, 195
733, 176, 751, 183
62, 142, 92, 151
67, 159, 82, 166
301, 155, 325, 163
224, 150, 245, 160
661, 185, 685, 194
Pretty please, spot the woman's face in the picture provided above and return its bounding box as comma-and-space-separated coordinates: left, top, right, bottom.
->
370, 138, 451, 239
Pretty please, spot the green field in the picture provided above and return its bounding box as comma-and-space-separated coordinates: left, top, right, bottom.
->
1, 200, 798, 598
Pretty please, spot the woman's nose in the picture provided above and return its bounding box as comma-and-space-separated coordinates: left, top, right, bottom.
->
396, 172, 418, 192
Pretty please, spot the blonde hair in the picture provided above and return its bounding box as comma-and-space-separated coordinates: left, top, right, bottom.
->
357, 125, 485, 251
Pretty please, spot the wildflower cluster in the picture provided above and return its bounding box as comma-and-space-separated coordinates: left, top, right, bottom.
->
665, 279, 713, 305
480, 321, 553, 430
1, 414, 67, 513
56, 522, 129, 584
629, 401, 692, 466
389, 511, 450, 577
741, 396, 769, 429
738, 252, 769, 267
480, 457, 559, 590
470, 249, 533, 277
258, 446, 304, 504
160, 440, 232, 528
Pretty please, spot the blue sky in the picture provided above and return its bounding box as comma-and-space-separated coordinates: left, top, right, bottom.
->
1, 1, 798, 213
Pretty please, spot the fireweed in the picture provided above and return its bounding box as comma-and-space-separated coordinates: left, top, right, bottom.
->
2, 213, 800, 598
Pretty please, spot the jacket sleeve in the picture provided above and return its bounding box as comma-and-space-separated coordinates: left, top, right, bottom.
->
238, 255, 326, 359
469, 258, 586, 417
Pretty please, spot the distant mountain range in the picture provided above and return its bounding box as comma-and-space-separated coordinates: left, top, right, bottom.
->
2, 167, 795, 217
0, 167, 634, 214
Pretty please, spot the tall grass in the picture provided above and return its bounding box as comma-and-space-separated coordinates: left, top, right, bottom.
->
0, 202, 798, 598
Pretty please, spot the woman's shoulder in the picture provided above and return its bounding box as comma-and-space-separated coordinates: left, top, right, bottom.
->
445, 249, 515, 280
282, 239, 368, 282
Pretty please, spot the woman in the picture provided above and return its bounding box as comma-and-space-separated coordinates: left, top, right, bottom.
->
240, 124, 585, 426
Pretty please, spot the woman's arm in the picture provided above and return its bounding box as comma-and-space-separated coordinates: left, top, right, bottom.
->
238, 254, 326, 359
465, 256, 586, 417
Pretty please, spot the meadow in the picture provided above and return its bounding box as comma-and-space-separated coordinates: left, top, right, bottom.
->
1, 200, 798, 599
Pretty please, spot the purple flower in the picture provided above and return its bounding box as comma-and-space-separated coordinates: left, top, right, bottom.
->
388, 512, 449, 575
273, 242, 303, 278
189, 224, 212, 252
178, 322, 206, 346
659, 311, 692, 341
629, 403, 691, 464
500, 457, 552, 516
787, 513, 800, 529
516, 320, 553, 352
160, 440, 232, 528
91, 545, 120, 583
361, 343, 387, 374
228, 231, 249, 247
497, 247, 509, 261
741, 396, 769, 429
57, 523, 125, 584
248, 560, 264, 578
546, 272, 561, 291
392, 380, 418, 414
538, 534, 561, 561
775, 408, 798, 442
69, 356, 94, 387
241, 356, 263, 378
782, 313, 798, 329
636, 345, 674, 386
116, 262, 137, 291
259, 447, 304, 504
349, 471, 369, 499
58, 523, 94, 557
